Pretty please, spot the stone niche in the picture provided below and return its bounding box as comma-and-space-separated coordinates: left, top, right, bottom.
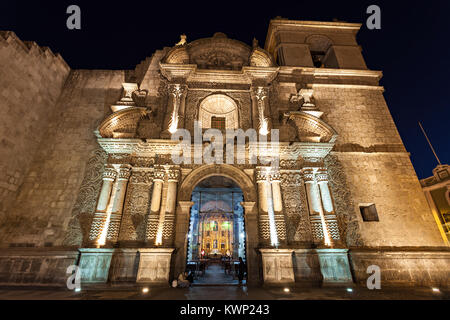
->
259, 249, 295, 286
136, 248, 174, 285
316, 248, 353, 286
78, 248, 114, 283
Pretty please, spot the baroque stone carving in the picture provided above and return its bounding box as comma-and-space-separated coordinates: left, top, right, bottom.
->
324, 154, 363, 246
63, 148, 108, 246
280, 173, 312, 243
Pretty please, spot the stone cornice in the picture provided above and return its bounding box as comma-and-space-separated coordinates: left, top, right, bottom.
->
97, 138, 334, 159
278, 66, 383, 81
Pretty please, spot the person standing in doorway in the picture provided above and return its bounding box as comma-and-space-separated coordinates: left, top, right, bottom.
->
237, 257, 246, 286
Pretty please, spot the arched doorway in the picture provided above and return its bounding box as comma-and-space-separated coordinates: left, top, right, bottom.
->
173, 164, 260, 285
186, 176, 246, 285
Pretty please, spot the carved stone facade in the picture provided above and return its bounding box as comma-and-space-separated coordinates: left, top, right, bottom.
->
0, 19, 448, 289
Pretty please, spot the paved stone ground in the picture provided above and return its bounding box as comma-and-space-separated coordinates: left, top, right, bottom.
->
193, 264, 239, 285
0, 285, 447, 300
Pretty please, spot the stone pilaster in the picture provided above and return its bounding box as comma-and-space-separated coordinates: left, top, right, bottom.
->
253, 86, 270, 135
172, 200, 195, 280
166, 84, 187, 135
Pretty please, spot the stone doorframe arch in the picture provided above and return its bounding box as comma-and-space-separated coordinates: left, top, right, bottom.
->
172, 164, 261, 285
178, 164, 257, 202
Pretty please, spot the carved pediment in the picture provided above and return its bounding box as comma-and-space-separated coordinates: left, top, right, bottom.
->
286, 111, 338, 143
98, 107, 149, 138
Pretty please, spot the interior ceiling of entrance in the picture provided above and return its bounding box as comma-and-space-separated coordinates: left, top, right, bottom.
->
195, 176, 240, 189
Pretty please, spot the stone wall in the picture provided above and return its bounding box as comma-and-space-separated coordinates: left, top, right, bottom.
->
314, 87, 444, 247
349, 248, 450, 287
0, 69, 126, 247
0, 31, 70, 217
0, 248, 78, 286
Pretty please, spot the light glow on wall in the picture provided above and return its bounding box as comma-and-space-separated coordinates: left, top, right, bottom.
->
168, 113, 178, 134
266, 175, 279, 247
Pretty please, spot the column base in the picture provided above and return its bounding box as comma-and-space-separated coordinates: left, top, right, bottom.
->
136, 248, 174, 285
78, 248, 115, 284
315, 248, 353, 286
259, 248, 295, 286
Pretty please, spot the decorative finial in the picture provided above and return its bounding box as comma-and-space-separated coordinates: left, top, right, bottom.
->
252, 37, 258, 48
175, 34, 187, 46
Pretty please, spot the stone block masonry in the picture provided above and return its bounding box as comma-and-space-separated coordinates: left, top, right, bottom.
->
0, 31, 70, 218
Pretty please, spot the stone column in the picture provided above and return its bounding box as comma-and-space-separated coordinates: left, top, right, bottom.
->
271, 172, 283, 212
303, 168, 332, 246
254, 86, 270, 135
108, 165, 132, 242
89, 166, 118, 244
316, 169, 334, 214
149, 169, 164, 245
256, 168, 278, 247
145, 169, 164, 242
96, 165, 117, 213
303, 169, 320, 216
256, 168, 270, 244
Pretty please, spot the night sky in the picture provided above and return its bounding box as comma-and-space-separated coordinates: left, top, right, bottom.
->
1, 0, 448, 179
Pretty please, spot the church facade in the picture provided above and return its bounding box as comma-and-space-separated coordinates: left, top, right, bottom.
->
0, 19, 448, 288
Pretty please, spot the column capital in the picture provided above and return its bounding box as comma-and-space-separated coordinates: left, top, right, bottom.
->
118, 165, 132, 180
103, 166, 117, 181
302, 168, 315, 183
270, 171, 281, 182
253, 86, 269, 101
168, 83, 187, 98
153, 168, 165, 181
177, 201, 194, 214
240, 201, 257, 214
167, 169, 180, 182
316, 168, 329, 183
255, 167, 271, 183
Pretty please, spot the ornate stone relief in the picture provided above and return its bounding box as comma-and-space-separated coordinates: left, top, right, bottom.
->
324, 154, 364, 246
119, 170, 154, 241
280, 172, 312, 243
63, 148, 107, 246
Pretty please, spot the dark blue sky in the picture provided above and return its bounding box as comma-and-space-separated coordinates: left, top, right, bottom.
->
1, 0, 448, 179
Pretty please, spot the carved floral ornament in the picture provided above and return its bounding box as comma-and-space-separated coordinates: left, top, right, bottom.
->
163, 32, 274, 70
